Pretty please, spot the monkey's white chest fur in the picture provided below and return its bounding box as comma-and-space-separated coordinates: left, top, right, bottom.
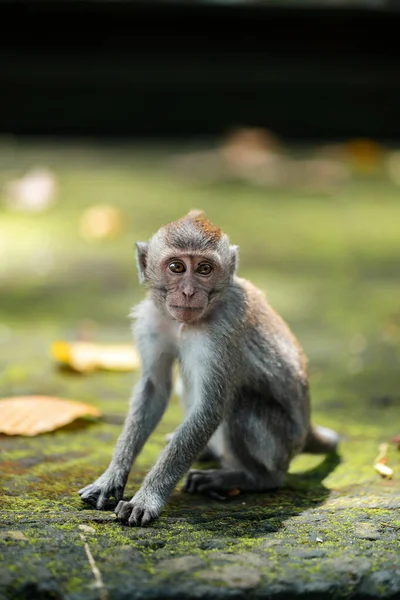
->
178, 326, 211, 378
176, 325, 213, 408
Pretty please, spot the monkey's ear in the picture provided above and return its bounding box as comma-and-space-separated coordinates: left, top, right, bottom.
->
135, 242, 148, 284
229, 245, 239, 276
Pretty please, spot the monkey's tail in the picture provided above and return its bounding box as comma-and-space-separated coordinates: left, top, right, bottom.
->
302, 424, 339, 454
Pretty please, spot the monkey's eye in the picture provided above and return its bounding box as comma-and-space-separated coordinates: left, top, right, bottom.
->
169, 261, 186, 274
196, 263, 213, 275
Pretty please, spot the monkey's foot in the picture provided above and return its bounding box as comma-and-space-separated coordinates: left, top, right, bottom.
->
78, 470, 127, 510
182, 469, 246, 500
115, 491, 163, 526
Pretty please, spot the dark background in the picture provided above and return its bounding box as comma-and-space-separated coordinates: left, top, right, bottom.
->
1, 0, 399, 142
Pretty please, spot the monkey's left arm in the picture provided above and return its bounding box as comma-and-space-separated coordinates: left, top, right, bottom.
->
115, 373, 226, 526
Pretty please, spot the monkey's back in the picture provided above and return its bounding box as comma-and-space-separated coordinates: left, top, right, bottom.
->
227, 277, 311, 451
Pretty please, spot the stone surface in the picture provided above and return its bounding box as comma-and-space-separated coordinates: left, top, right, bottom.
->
1, 141, 400, 599
353, 522, 382, 540
198, 565, 262, 589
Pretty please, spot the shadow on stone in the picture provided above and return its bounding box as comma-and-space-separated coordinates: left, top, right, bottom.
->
106, 451, 342, 537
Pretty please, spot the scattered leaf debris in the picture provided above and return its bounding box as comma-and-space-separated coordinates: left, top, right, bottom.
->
0, 396, 102, 436
373, 443, 394, 479
51, 340, 140, 373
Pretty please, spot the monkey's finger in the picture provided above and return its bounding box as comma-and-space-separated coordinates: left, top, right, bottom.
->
129, 506, 144, 526
205, 490, 227, 501
182, 471, 203, 493
181, 475, 191, 493
115, 501, 133, 521
195, 483, 227, 500
182, 477, 197, 494
182, 479, 190, 493
96, 492, 108, 510
140, 510, 155, 527
188, 473, 212, 494
78, 484, 94, 496
80, 492, 99, 506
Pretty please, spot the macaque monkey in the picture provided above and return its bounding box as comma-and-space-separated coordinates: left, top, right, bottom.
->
79, 210, 339, 526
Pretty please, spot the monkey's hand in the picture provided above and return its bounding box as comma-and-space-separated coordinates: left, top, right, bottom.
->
78, 468, 127, 510
115, 489, 163, 526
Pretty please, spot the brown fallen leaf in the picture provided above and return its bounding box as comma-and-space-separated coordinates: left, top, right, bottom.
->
227, 488, 241, 497
0, 396, 102, 436
51, 341, 140, 373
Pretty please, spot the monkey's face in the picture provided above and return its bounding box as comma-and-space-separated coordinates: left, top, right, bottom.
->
161, 255, 221, 323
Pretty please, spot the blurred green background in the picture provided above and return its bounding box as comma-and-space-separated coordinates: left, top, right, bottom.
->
1, 135, 399, 486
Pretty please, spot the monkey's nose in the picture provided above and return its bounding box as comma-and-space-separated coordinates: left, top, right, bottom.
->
182, 287, 195, 299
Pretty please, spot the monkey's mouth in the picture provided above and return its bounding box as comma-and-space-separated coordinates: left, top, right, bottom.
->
168, 305, 205, 322
170, 306, 203, 311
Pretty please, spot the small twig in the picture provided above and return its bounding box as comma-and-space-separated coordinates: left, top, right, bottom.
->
380, 522, 400, 530
78, 528, 108, 600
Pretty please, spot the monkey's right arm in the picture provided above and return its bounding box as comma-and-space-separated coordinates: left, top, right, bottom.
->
78, 313, 175, 510
114, 347, 228, 526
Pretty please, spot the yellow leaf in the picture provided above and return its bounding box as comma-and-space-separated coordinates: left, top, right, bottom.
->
374, 463, 393, 479
51, 341, 140, 373
0, 396, 102, 436
373, 443, 394, 479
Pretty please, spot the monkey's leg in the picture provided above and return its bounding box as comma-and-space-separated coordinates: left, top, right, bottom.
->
183, 399, 295, 499
183, 467, 284, 499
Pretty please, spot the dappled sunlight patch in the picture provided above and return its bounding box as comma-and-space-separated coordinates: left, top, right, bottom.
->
79, 203, 125, 241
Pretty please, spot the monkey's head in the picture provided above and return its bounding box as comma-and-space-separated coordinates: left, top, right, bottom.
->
135, 210, 238, 323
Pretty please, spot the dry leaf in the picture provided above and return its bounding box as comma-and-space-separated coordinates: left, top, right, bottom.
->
227, 488, 241, 497
374, 463, 393, 479
0, 396, 102, 436
52, 341, 140, 373
373, 443, 394, 479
